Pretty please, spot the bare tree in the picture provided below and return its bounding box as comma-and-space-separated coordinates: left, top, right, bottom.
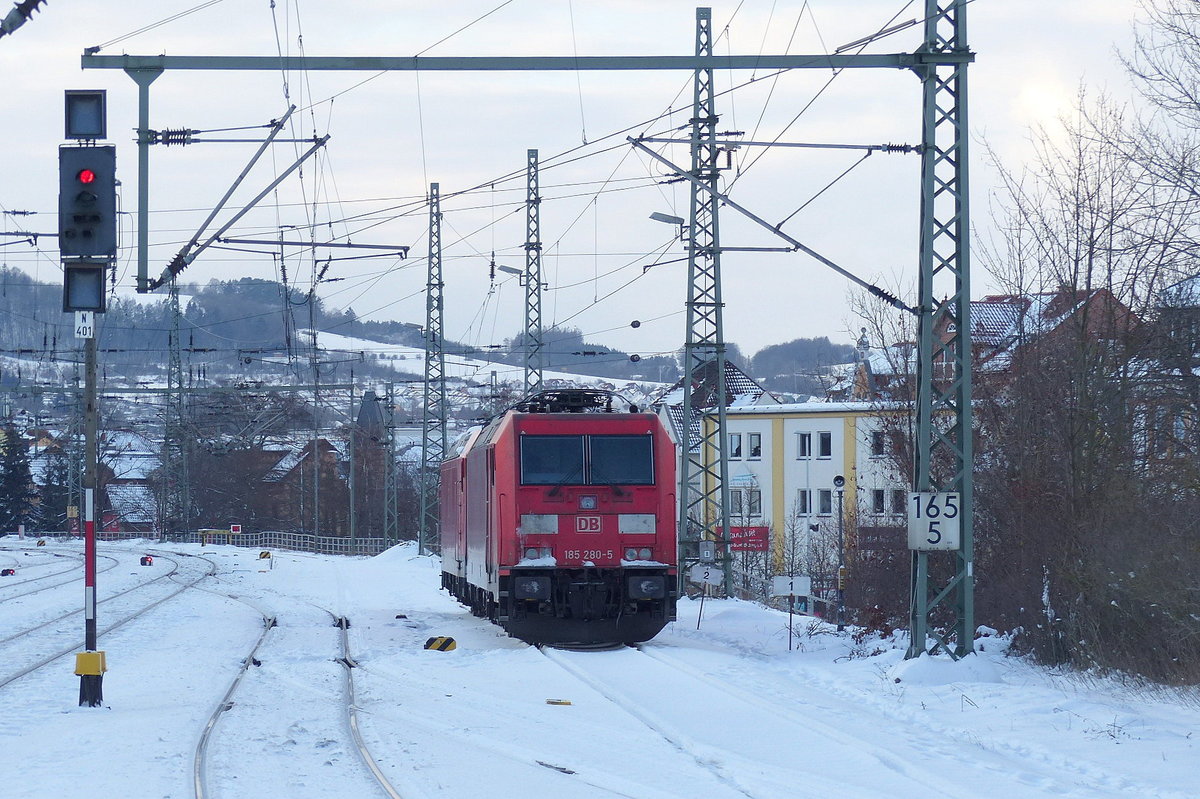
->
973, 72, 1200, 681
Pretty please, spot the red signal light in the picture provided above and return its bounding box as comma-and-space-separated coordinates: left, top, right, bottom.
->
77, 168, 97, 184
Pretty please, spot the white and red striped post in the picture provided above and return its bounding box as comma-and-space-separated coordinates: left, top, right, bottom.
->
83, 487, 96, 648
76, 333, 105, 706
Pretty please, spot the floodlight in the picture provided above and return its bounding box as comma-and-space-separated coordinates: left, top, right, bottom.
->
649, 211, 685, 226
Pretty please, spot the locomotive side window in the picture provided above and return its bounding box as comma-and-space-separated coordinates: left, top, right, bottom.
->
588, 435, 654, 485
520, 435, 585, 485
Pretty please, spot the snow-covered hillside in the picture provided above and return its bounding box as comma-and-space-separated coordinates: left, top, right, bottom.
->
3, 538, 1197, 799
308, 329, 667, 394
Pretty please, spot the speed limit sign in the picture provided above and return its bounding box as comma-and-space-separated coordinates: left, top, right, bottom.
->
907, 492, 961, 551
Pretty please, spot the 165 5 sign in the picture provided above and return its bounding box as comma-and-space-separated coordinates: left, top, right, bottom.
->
907, 492, 961, 551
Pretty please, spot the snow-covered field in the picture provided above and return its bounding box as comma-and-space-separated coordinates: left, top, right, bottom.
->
2, 537, 1197, 799
306, 329, 667, 391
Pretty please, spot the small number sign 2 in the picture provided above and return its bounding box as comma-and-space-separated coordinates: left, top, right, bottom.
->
907, 492, 961, 551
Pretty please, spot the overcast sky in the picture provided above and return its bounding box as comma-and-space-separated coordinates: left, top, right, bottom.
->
0, 1, 1141, 359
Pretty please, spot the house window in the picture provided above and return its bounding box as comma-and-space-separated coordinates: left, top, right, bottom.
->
731, 489, 744, 517
797, 432, 812, 459
892, 489, 907, 514
818, 489, 833, 516
796, 489, 811, 515
818, 431, 832, 458
871, 431, 885, 457
873, 489, 886, 514
747, 489, 762, 517
729, 433, 742, 459
748, 433, 762, 459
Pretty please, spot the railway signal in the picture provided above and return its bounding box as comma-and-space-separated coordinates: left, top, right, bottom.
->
58, 145, 117, 259
61, 90, 114, 708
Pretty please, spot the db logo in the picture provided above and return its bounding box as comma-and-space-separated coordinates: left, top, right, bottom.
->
575, 516, 601, 533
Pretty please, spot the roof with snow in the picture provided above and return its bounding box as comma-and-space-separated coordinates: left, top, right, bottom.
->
106, 483, 157, 525
653, 359, 776, 451
263, 447, 309, 482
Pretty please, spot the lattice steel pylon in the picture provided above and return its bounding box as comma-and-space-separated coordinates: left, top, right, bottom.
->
65, 366, 84, 531
162, 278, 190, 536
677, 7, 733, 595
909, 0, 974, 659
523, 148, 544, 397
419, 183, 448, 556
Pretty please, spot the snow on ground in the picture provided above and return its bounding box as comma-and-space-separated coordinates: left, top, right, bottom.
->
2, 536, 1198, 799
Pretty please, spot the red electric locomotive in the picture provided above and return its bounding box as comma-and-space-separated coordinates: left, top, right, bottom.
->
440, 389, 678, 645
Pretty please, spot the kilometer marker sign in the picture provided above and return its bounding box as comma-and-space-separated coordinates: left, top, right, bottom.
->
907, 492, 961, 551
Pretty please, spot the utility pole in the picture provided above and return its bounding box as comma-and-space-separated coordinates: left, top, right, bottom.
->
420, 183, 448, 556
80, 325, 102, 703
163, 278, 190, 537
835, 475, 846, 632
677, 7, 733, 597
523, 149, 544, 397
348, 384, 356, 553
909, 0, 974, 660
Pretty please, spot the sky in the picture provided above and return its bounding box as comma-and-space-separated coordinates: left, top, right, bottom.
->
0, 1, 1144, 361
4, 536, 1200, 799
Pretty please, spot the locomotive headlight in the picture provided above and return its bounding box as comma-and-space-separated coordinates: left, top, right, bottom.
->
618, 514, 655, 533
520, 514, 559, 534
525, 547, 540, 559
624, 548, 638, 560
627, 575, 666, 599
638, 547, 653, 560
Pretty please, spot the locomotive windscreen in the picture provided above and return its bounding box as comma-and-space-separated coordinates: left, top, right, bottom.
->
589, 435, 654, 484
520, 435, 585, 484
520, 434, 654, 486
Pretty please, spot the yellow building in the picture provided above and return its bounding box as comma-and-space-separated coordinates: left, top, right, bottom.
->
717, 401, 910, 564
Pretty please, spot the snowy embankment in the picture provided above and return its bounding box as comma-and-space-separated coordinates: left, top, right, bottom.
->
2, 537, 1197, 799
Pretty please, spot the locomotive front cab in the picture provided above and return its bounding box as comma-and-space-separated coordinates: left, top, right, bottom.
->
498, 406, 678, 644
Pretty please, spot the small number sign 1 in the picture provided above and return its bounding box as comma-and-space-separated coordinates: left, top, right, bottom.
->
907, 492, 961, 551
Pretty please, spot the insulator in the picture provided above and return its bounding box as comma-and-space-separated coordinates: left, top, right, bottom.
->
161, 128, 194, 146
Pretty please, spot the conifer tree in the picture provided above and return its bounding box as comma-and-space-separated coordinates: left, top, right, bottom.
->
0, 425, 37, 533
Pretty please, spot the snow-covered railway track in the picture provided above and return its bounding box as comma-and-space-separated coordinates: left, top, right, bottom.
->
193, 610, 276, 799
540, 643, 983, 799
0, 551, 216, 692
337, 615, 411, 799
0, 548, 116, 602
193, 600, 410, 799
349, 620, 731, 799
0, 552, 184, 647
539, 645, 766, 798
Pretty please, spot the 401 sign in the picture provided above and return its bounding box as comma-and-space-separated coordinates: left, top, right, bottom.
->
907, 492, 961, 551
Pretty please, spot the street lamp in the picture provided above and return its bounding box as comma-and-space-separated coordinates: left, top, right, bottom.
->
834, 474, 846, 632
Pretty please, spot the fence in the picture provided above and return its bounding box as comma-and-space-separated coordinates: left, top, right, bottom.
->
19, 530, 399, 557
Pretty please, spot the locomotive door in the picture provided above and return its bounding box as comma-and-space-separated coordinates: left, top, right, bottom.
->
486, 448, 496, 582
